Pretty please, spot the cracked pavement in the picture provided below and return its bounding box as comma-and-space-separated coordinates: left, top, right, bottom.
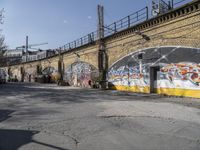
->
0, 83, 200, 150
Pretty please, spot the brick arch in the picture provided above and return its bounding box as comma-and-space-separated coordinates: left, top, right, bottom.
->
9, 66, 21, 81
24, 65, 37, 82
41, 66, 60, 83
64, 61, 99, 87
109, 46, 200, 68
42, 66, 56, 74
108, 46, 200, 98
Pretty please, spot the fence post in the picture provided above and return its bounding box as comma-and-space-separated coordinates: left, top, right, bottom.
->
136, 11, 139, 21
74, 41, 76, 48
81, 38, 83, 45
92, 32, 94, 41
88, 34, 92, 43
114, 22, 117, 32
171, 0, 174, 9
146, 7, 149, 20
128, 16, 130, 27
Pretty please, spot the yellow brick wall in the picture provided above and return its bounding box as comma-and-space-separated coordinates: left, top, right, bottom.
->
4, 0, 200, 91
106, 10, 200, 67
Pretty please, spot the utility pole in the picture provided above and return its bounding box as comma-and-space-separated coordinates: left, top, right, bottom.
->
57, 47, 64, 85
97, 5, 107, 89
25, 36, 28, 62
59, 47, 63, 82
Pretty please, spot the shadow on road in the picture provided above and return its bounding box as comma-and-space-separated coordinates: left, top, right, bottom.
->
0, 83, 163, 104
0, 129, 38, 150
0, 109, 14, 122
0, 129, 70, 150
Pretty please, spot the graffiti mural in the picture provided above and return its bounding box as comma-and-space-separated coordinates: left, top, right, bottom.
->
11, 68, 21, 81
108, 64, 150, 87
64, 61, 98, 87
24, 67, 37, 82
41, 67, 59, 83
108, 47, 200, 98
159, 62, 200, 88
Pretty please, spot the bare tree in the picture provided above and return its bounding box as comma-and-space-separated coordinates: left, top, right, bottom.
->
0, 8, 4, 24
0, 35, 7, 51
0, 8, 7, 67
0, 8, 7, 53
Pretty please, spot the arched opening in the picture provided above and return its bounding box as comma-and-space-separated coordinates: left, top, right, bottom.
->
40, 67, 59, 83
108, 46, 200, 98
64, 61, 98, 87
36, 65, 42, 75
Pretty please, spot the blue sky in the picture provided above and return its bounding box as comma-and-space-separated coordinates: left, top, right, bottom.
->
0, 0, 191, 49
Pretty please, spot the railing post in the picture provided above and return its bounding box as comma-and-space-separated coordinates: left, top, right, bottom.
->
69, 43, 71, 49
92, 32, 94, 41
81, 38, 83, 45
114, 22, 117, 32
88, 34, 91, 43
171, 0, 174, 9
146, 6, 149, 20
128, 16, 130, 27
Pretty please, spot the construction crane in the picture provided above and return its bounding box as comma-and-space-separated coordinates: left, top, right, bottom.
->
16, 36, 48, 62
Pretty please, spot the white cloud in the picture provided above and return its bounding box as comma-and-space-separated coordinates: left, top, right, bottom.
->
63, 20, 68, 24
87, 16, 92, 19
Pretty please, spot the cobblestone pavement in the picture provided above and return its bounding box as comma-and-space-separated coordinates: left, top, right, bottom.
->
0, 83, 200, 150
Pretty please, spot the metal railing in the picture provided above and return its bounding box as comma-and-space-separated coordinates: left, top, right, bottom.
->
104, 7, 148, 37
172, 0, 192, 8
61, 31, 98, 51
59, 7, 148, 52
59, 0, 192, 52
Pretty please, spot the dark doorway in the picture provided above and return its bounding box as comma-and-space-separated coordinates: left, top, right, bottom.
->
150, 66, 160, 93
36, 65, 41, 75
29, 75, 31, 82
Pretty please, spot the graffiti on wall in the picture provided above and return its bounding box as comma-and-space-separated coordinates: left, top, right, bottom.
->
41, 67, 59, 82
108, 47, 200, 96
108, 64, 150, 87
24, 67, 37, 82
159, 62, 200, 88
65, 61, 98, 87
11, 68, 21, 81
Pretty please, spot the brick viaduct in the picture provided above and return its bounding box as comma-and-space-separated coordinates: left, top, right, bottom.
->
2, 0, 200, 98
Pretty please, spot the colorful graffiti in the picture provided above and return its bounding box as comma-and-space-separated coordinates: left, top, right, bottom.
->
24, 67, 37, 82
41, 67, 60, 82
64, 61, 98, 87
160, 62, 200, 88
108, 64, 150, 87
108, 47, 200, 98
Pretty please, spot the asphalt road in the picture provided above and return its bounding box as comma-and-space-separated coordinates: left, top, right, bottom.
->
0, 83, 200, 150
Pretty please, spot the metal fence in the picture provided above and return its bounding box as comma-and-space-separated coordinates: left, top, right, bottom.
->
60, 7, 149, 52
59, 0, 192, 53
104, 7, 148, 37
172, 0, 192, 8
61, 31, 98, 51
